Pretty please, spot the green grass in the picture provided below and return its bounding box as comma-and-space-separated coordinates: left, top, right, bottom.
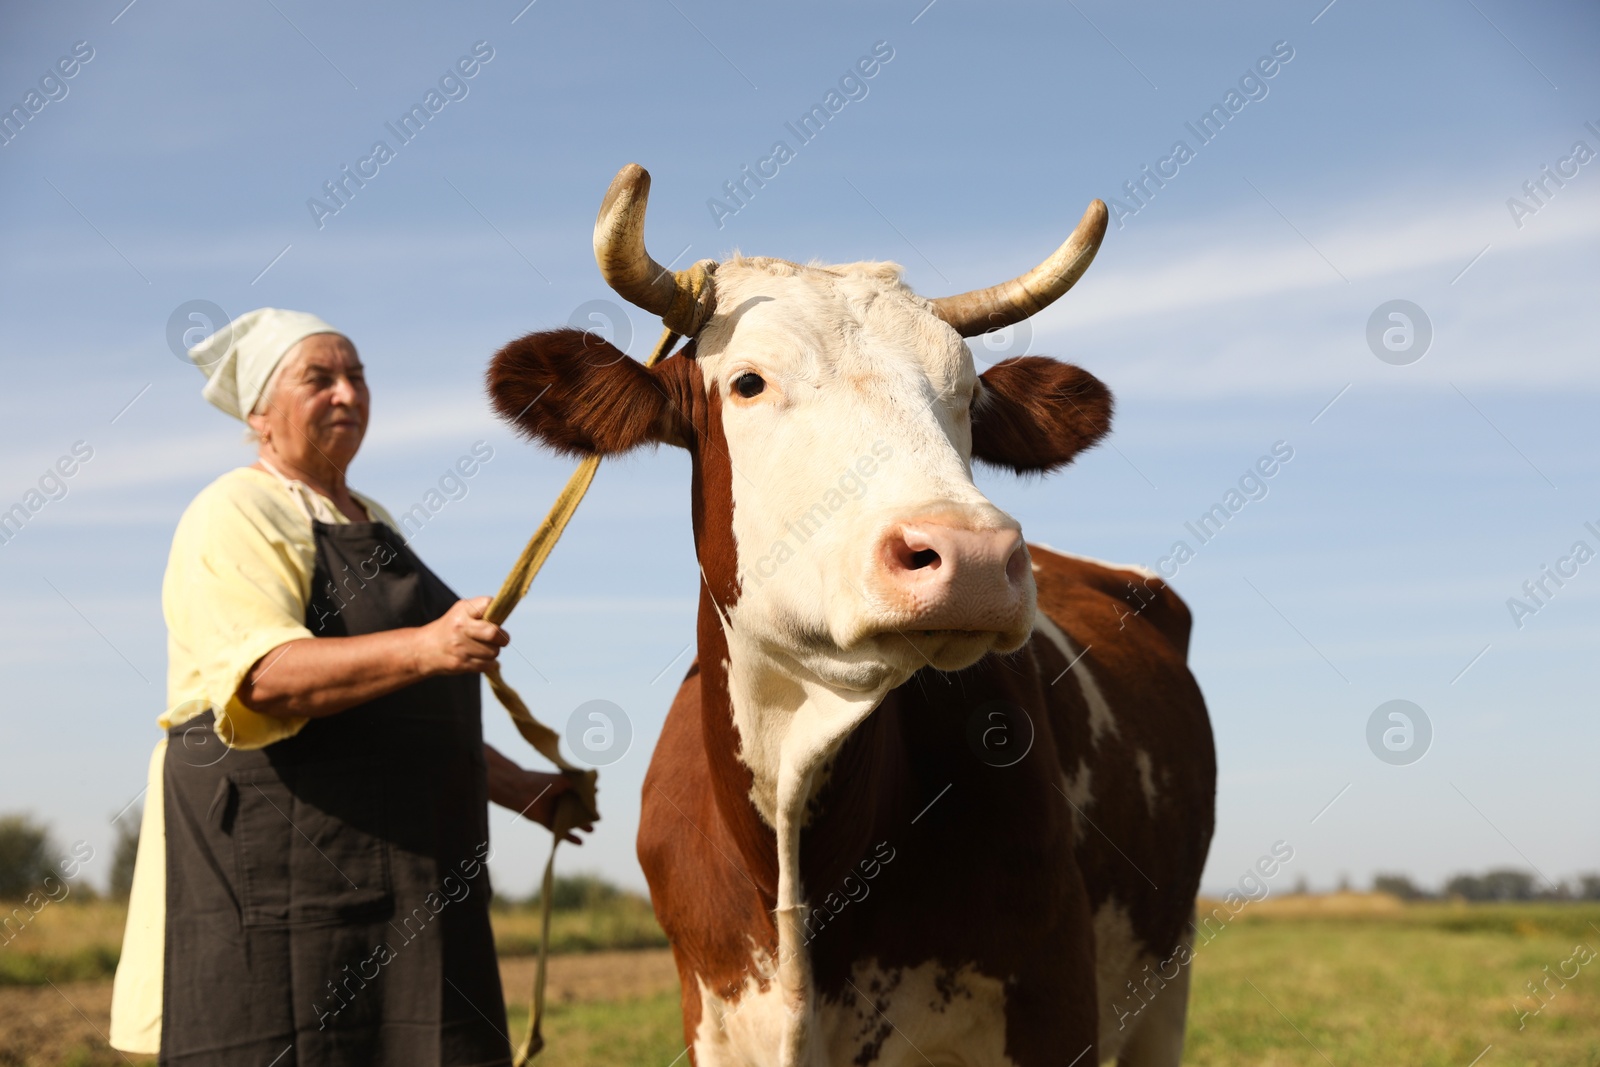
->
1184, 901, 1600, 1067
505, 992, 684, 1066
0, 941, 120, 986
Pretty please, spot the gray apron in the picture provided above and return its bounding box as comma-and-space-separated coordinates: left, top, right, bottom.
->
160, 519, 510, 1066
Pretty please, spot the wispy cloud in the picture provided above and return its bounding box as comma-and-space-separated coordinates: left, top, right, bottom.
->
1051, 192, 1600, 331
997, 189, 1600, 396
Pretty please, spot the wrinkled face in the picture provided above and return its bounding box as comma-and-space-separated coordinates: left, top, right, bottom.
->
250, 333, 369, 471
489, 258, 1111, 694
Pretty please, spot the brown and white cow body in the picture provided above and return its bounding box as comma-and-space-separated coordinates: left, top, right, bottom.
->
490, 167, 1215, 1066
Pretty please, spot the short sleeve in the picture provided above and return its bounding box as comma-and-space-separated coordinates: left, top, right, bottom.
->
161, 471, 318, 749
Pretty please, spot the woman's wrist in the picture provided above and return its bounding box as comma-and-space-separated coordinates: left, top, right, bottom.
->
405, 623, 432, 681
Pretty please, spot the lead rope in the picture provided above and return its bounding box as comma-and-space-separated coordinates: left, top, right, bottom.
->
486, 324, 683, 1066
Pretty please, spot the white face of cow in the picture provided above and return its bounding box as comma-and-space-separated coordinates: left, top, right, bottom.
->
696, 257, 1035, 696
489, 242, 1113, 727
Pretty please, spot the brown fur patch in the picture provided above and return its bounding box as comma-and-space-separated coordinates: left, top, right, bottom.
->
973, 356, 1113, 474
640, 663, 778, 1048
1029, 546, 1215, 961
636, 358, 781, 1053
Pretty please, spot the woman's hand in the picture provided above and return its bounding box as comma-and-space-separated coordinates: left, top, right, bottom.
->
243, 596, 510, 719
414, 596, 509, 676
485, 745, 594, 845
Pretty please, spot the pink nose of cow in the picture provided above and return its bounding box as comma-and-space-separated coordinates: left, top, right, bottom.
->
877, 520, 1030, 631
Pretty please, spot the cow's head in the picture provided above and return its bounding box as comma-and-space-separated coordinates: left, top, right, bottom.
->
489, 165, 1111, 699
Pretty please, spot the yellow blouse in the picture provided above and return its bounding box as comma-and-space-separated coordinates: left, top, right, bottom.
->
110, 466, 398, 1054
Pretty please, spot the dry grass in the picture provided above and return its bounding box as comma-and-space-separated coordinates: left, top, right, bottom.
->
0, 894, 668, 989
1199, 889, 1408, 919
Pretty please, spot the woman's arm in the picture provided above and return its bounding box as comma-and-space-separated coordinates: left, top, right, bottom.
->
485, 744, 593, 844
239, 596, 508, 718
240, 597, 589, 840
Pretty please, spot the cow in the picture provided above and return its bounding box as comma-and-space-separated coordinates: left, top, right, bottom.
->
488, 164, 1215, 1067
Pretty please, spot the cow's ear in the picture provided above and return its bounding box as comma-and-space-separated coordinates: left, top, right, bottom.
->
488, 328, 694, 455
971, 356, 1113, 474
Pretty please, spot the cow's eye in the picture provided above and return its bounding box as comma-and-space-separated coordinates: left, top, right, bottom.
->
733, 372, 766, 399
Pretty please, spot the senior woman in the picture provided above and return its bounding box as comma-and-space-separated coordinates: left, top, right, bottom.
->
110, 308, 588, 1066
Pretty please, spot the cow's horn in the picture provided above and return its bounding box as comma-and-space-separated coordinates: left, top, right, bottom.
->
929, 199, 1108, 337
593, 163, 717, 337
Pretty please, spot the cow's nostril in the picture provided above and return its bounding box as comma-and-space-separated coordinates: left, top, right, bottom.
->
1005, 541, 1028, 585
909, 548, 940, 570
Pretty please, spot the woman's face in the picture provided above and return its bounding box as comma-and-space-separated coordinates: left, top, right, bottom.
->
252, 334, 369, 472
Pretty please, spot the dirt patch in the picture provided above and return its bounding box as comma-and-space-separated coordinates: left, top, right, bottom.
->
501, 948, 679, 1006
0, 977, 141, 1067
0, 950, 678, 1067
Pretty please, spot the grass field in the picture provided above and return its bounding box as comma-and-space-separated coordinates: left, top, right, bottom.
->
1183, 894, 1600, 1067
2, 894, 1596, 1065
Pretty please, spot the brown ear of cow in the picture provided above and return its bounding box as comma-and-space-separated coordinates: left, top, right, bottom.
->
487, 328, 692, 455
972, 356, 1113, 474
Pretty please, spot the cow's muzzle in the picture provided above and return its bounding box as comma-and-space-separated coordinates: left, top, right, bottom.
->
873, 517, 1031, 637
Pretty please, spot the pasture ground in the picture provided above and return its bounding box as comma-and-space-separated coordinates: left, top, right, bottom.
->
1, 895, 1595, 1065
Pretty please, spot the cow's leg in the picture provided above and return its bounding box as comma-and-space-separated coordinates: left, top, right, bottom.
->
1113, 937, 1192, 1067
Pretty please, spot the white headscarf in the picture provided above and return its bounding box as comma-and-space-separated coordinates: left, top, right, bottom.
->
187, 308, 343, 422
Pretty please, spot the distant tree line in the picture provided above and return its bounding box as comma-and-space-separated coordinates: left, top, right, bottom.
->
512, 873, 627, 911
7, 808, 1596, 908
0, 812, 139, 901
1373, 868, 1600, 902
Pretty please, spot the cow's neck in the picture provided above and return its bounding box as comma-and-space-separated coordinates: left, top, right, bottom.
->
694, 589, 888, 1066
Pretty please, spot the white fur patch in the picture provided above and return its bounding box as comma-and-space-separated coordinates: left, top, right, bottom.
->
701, 257, 998, 684
693, 955, 1017, 1066
1032, 614, 1119, 745
1060, 760, 1094, 842
1091, 900, 1152, 1064
692, 959, 786, 1067
1135, 749, 1159, 815
1091, 901, 1193, 1067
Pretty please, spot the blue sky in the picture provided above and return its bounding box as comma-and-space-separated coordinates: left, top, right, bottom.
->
1, 0, 1596, 898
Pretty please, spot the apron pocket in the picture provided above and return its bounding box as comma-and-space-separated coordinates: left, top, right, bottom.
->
231, 759, 394, 927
